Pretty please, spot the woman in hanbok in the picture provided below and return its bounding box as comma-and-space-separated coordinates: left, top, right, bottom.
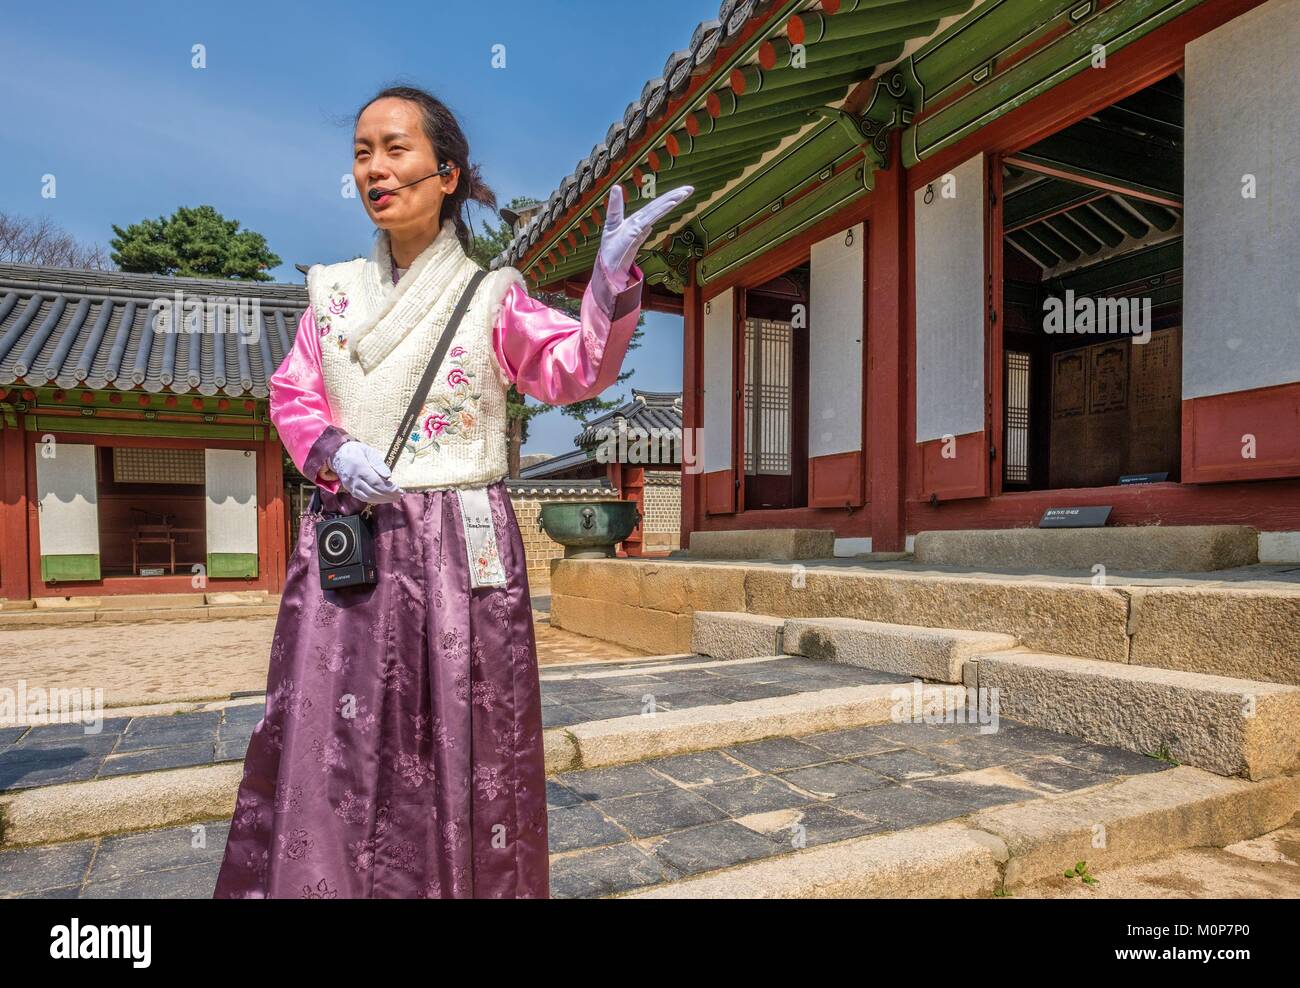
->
213, 85, 691, 899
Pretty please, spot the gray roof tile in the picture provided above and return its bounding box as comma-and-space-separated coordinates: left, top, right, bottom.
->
0, 262, 306, 399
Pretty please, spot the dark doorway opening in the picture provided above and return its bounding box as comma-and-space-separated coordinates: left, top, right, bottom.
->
95, 446, 208, 577
1000, 71, 1184, 491
741, 264, 809, 510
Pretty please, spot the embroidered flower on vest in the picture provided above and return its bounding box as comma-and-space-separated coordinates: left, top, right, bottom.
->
315, 283, 351, 350
399, 345, 482, 460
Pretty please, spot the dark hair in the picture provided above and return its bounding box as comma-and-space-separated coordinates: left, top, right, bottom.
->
354, 85, 497, 252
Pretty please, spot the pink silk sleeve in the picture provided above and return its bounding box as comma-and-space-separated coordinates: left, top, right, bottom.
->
268, 308, 356, 494
491, 256, 645, 405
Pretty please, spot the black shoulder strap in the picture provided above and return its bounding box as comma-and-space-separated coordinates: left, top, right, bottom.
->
384, 267, 489, 470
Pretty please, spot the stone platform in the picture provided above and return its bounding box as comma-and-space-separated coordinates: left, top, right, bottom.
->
912, 525, 1260, 572
549, 556, 1300, 685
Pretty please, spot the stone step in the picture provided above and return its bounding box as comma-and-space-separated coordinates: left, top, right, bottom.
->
693, 611, 1300, 782
969, 649, 1300, 781
913, 525, 1259, 573
690, 611, 785, 660
549, 557, 1300, 685
0, 654, 959, 848
543, 654, 1300, 897
8, 650, 1298, 899
14, 751, 1298, 899
619, 767, 1300, 898
781, 617, 1016, 684
540, 654, 959, 772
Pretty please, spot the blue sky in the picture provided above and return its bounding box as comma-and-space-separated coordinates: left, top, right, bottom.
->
0, 0, 708, 456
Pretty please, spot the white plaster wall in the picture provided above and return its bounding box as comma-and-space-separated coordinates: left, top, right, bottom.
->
702, 288, 735, 474
34, 442, 100, 556
205, 448, 258, 554
1184, 0, 1300, 399
809, 223, 865, 458
914, 153, 986, 443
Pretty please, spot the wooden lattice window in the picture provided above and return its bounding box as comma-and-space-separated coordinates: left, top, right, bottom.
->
1004, 349, 1030, 484
112, 447, 206, 485
743, 317, 793, 476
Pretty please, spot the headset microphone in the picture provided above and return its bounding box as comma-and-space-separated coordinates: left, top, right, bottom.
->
368, 162, 456, 201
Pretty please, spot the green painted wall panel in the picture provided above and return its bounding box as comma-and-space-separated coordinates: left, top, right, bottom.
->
207, 552, 259, 579
40, 553, 101, 581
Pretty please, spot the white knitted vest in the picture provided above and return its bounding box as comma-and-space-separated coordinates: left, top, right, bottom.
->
305, 219, 525, 490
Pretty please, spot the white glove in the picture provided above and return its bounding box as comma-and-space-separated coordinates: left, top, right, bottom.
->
598, 183, 694, 278
330, 440, 403, 503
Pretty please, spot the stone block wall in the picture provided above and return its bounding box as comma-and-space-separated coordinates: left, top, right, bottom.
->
641, 471, 681, 553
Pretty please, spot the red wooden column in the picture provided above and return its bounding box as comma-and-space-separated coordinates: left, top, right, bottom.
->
0, 423, 32, 601
622, 465, 646, 557
262, 435, 286, 594
681, 257, 704, 543
866, 135, 908, 552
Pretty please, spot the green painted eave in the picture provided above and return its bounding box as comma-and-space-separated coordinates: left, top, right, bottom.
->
526, 0, 973, 291
902, 0, 1208, 166
1053, 237, 1183, 293
9, 386, 270, 439
698, 158, 874, 285
526, 0, 808, 288
522, 0, 1205, 294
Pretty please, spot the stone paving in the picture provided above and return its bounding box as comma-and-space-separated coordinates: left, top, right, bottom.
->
0, 607, 641, 711
0, 821, 231, 899
1, 651, 1177, 897
540, 654, 913, 728
0, 706, 260, 792
0, 655, 908, 792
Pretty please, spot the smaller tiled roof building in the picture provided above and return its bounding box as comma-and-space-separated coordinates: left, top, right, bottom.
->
520, 389, 683, 482
521, 390, 683, 556
0, 261, 309, 600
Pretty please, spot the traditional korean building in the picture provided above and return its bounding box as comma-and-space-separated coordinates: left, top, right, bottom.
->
492, 0, 1300, 560
0, 262, 305, 600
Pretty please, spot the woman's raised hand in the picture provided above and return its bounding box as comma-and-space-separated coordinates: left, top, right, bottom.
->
330, 440, 404, 503
598, 183, 694, 279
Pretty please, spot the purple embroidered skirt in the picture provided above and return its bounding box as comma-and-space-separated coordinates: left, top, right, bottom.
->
212, 480, 549, 898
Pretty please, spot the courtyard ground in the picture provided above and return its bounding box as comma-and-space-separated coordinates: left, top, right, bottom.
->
0, 596, 644, 710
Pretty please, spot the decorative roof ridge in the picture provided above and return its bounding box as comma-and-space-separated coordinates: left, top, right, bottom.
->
492, 0, 790, 278
0, 261, 308, 303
